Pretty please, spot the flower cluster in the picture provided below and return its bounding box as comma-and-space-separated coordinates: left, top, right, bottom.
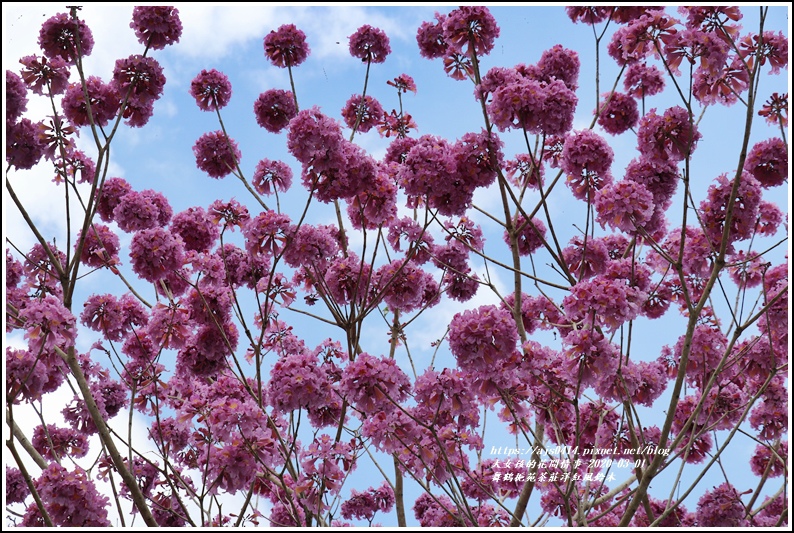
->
193, 130, 241, 178
130, 6, 182, 50
264, 24, 310, 68
190, 69, 232, 111
349, 25, 391, 63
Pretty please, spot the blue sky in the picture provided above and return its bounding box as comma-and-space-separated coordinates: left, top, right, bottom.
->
4, 3, 790, 527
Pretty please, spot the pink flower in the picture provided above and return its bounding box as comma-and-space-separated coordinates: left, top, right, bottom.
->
113, 189, 172, 232
595, 180, 654, 233
38, 12, 94, 65
19, 55, 70, 97
243, 210, 291, 257
750, 441, 787, 478
695, 483, 748, 527
416, 13, 448, 59
33, 423, 88, 460
28, 463, 110, 527
744, 137, 787, 188
597, 91, 639, 135
193, 130, 241, 178
253, 158, 293, 195
505, 214, 547, 256
443, 6, 500, 56
269, 351, 333, 413
623, 62, 665, 98
536, 44, 580, 91
62, 77, 119, 128
111, 55, 165, 108
347, 162, 398, 229
190, 68, 232, 111
171, 206, 219, 252
20, 294, 76, 355
349, 25, 391, 63
340, 352, 410, 415
129, 227, 185, 283
264, 24, 310, 68
130, 6, 182, 50
758, 92, 787, 127
387, 74, 417, 93
6, 70, 28, 123
739, 30, 788, 75
562, 130, 614, 200
341, 94, 385, 133
699, 172, 762, 247
78, 223, 120, 269
323, 253, 371, 306
566, 7, 612, 25
6, 119, 46, 170
637, 106, 701, 165
95, 176, 131, 223
488, 77, 576, 135
448, 305, 518, 377
254, 89, 297, 133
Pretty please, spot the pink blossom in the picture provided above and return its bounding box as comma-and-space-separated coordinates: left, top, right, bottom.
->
193, 130, 241, 178
739, 31, 788, 75
349, 25, 391, 63
347, 162, 398, 229
340, 352, 410, 415
448, 305, 518, 378
607, 11, 677, 66
597, 91, 639, 135
252, 157, 293, 196
6, 467, 28, 504
341, 94, 385, 133
750, 441, 787, 478
95, 177, 131, 222
387, 73, 417, 93
62, 77, 119, 128
254, 89, 298, 133
6, 119, 46, 170
536, 44, 580, 91
33, 423, 88, 460
264, 24, 310, 68
57, 149, 96, 184
489, 77, 577, 135
6, 70, 28, 123
20, 294, 76, 354
744, 137, 787, 188
269, 351, 333, 413
243, 210, 291, 257
130, 6, 182, 50
20, 54, 71, 97
113, 188, 172, 232
595, 179, 654, 233
27, 463, 110, 527
699, 172, 762, 247
341, 482, 395, 521
38, 12, 94, 65
623, 62, 665, 98
505, 214, 546, 256
442, 6, 500, 56
129, 227, 185, 283
171, 206, 219, 252
111, 55, 165, 110
78, 223, 120, 269
323, 253, 371, 306
566, 7, 613, 25
416, 13, 448, 59
637, 106, 701, 166
189, 68, 232, 111
696, 483, 748, 527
